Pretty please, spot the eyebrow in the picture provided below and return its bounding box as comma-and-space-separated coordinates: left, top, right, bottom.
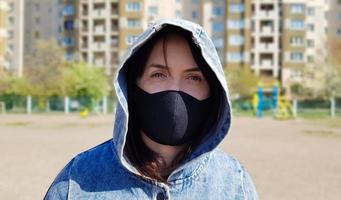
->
148, 63, 201, 73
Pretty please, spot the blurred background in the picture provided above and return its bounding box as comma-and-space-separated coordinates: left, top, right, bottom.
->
0, 0, 340, 199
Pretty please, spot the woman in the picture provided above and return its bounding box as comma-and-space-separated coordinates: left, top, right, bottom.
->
44, 19, 259, 200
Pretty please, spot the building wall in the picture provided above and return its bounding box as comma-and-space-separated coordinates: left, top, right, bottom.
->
328, 0, 341, 39
76, 0, 121, 75
0, 1, 9, 71
23, 0, 64, 57
6, 0, 24, 76
225, 0, 251, 69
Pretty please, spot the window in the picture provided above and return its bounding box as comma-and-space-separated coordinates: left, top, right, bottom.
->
35, 17, 40, 25
148, 6, 158, 16
290, 36, 304, 46
35, 3, 40, 11
192, 11, 199, 19
307, 7, 315, 16
307, 24, 314, 31
307, 39, 314, 47
127, 18, 141, 28
126, 35, 139, 45
212, 7, 223, 16
290, 52, 304, 62
63, 37, 74, 47
212, 38, 224, 48
34, 31, 40, 39
291, 4, 304, 14
229, 3, 244, 13
290, 20, 304, 30
126, 2, 141, 12
337, 28, 341, 36
63, 5, 74, 16
229, 35, 244, 46
192, 0, 200, 4
227, 20, 244, 29
290, 70, 302, 79
227, 52, 244, 63
307, 55, 314, 63
212, 22, 224, 32
175, 10, 182, 18
64, 20, 74, 30
65, 52, 74, 61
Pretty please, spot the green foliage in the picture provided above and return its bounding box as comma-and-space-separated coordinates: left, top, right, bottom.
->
24, 39, 65, 97
61, 62, 110, 109
225, 67, 259, 99
290, 83, 314, 100
0, 39, 110, 111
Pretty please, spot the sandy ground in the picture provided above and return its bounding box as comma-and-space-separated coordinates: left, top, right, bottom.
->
0, 114, 340, 200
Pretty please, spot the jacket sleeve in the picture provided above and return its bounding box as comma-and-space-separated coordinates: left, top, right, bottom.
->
43, 158, 75, 200
241, 166, 259, 200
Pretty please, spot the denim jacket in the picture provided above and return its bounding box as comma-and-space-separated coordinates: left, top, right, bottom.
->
44, 19, 259, 200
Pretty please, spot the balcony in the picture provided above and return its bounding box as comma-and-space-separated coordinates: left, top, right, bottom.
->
260, 43, 275, 51
93, 26, 106, 34
260, 59, 274, 69
111, 26, 118, 34
81, 42, 88, 49
259, 10, 276, 19
93, 9, 107, 18
94, 59, 105, 67
93, 42, 106, 51
260, 26, 273, 35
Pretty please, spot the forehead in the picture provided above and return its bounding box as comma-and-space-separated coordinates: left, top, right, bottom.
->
145, 34, 199, 71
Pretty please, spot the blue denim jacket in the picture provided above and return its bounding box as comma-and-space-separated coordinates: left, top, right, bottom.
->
44, 19, 259, 200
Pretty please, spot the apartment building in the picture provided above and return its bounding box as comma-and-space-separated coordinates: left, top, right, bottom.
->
201, 0, 226, 62
328, 0, 341, 39
73, 0, 192, 75
225, 0, 250, 71
0, 0, 9, 71
223, 0, 330, 92
63, 0, 78, 62
5, 0, 24, 76
2, 0, 63, 76
281, 0, 329, 92
66, 0, 120, 76
24, 0, 64, 57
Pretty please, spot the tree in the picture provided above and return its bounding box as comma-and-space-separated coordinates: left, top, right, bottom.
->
324, 37, 341, 98
61, 62, 110, 109
225, 67, 259, 99
24, 39, 65, 109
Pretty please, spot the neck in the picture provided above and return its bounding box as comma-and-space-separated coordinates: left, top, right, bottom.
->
141, 131, 187, 168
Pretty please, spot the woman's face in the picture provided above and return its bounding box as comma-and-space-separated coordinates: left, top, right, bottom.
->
136, 34, 210, 100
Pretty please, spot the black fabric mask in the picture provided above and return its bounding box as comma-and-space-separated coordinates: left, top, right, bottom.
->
132, 84, 213, 146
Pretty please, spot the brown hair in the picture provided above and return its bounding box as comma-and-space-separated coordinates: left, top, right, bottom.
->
124, 25, 222, 183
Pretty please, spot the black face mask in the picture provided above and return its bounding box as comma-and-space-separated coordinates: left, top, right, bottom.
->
132, 84, 213, 146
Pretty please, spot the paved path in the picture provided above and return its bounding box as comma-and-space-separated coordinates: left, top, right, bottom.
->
0, 114, 340, 200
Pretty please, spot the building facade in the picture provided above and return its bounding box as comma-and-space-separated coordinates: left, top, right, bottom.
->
0, 0, 9, 71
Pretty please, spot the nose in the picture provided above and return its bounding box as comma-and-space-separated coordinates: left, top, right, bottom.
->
166, 79, 181, 92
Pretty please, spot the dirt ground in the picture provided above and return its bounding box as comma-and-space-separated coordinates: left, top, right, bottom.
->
0, 114, 340, 200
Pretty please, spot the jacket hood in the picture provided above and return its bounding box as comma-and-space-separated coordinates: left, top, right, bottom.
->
112, 19, 232, 182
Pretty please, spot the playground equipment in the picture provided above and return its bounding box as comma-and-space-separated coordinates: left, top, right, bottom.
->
80, 108, 89, 118
275, 96, 293, 119
253, 81, 293, 119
